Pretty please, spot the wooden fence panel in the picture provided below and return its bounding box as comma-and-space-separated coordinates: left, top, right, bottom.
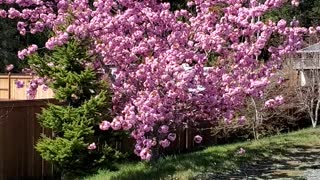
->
0, 100, 55, 180
0, 99, 217, 179
0, 75, 9, 100
0, 74, 54, 100
115, 121, 217, 156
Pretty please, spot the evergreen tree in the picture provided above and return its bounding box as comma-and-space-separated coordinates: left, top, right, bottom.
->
29, 41, 124, 177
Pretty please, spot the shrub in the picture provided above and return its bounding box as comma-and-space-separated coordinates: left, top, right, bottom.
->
211, 65, 309, 142
29, 41, 125, 177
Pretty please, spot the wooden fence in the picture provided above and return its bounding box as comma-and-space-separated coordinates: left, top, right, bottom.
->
0, 99, 55, 180
114, 121, 216, 156
0, 99, 216, 179
0, 74, 54, 100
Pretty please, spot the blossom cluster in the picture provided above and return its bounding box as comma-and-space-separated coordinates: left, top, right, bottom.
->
0, 0, 317, 160
17, 44, 38, 60
265, 95, 285, 108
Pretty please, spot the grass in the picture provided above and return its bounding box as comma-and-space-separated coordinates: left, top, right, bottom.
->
84, 128, 320, 180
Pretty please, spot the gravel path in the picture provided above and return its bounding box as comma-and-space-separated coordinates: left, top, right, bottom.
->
195, 146, 320, 180
305, 169, 320, 180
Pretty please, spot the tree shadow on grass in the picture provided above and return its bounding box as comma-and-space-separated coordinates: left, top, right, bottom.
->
108, 143, 320, 180
204, 145, 320, 180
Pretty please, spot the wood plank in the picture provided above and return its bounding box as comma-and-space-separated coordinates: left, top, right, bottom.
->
0, 100, 54, 179
0, 74, 54, 100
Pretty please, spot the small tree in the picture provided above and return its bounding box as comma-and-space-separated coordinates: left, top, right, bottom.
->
240, 80, 284, 140
213, 63, 307, 139
296, 68, 320, 128
245, 82, 303, 139
30, 41, 123, 177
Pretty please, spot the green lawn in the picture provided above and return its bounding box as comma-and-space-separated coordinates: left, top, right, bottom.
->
84, 128, 320, 180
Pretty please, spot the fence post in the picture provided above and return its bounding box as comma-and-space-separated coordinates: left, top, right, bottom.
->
8, 73, 11, 100
185, 128, 188, 150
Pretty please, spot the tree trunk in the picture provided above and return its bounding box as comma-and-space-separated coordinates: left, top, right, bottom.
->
251, 97, 259, 140
314, 100, 320, 128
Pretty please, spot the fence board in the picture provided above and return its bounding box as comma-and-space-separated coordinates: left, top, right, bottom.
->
0, 99, 217, 179
0, 74, 54, 100
0, 99, 55, 180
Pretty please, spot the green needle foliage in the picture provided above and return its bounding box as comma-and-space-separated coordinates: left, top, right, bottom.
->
29, 41, 125, 178
265, 0, 320, 27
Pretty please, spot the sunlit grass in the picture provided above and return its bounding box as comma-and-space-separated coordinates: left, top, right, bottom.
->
84, 128, 320, 180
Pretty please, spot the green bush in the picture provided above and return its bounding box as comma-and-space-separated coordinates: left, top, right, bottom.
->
28, 41, 125, 177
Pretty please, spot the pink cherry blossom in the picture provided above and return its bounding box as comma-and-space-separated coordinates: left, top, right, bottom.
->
159, 139, 170, 148
277, 77, 285, 84
275, 95, 284, 104
158, 125, 169, 134
265, 95, 284, 108
15, 80, 25, 88
42, 85, 48, 91
238, 116, 246, 125
47, 62, 54, 67
6, 64, 14, 71
194, 135, 203, 144
291, 0, 300, 7
111, 120, 121, 130
17, 44, 38, 60
140, 148, 152, 161
167, 133, 176, 141
238, 147, 246, 155
99, 121, 111, 131
0, 0, 316, 160
87, 143, 96, 150
265, 99, 276, 108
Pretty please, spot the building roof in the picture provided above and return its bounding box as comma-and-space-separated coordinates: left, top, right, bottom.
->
297, 42, 320, 53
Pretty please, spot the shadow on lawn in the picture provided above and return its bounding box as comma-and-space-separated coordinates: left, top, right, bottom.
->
198, 145, 320, 180
108, 143, 320, 180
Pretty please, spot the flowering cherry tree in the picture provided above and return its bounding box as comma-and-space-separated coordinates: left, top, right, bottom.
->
0, 0, 317, 160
